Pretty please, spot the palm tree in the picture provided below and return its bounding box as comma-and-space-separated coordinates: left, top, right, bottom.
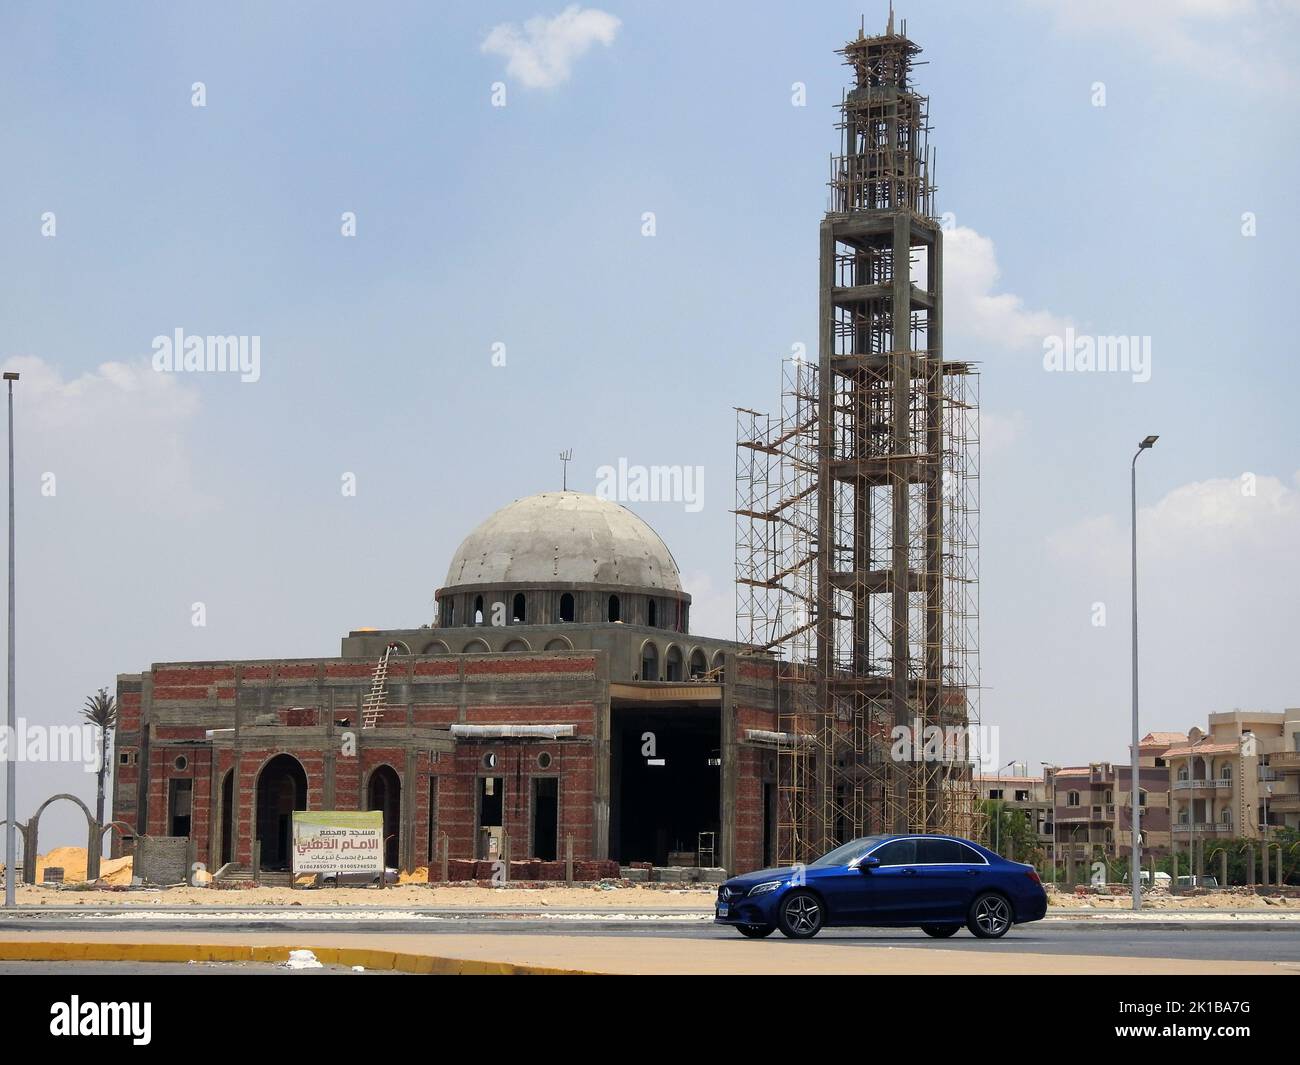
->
80, 688, 117, 827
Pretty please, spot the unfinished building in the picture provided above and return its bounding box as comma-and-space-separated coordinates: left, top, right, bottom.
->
113, 491, 790, 876
736, 16, 981, 865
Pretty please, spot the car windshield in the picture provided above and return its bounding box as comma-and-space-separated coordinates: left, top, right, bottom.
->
809, 836, 888, 868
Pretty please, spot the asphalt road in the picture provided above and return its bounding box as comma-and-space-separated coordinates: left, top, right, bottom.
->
3, 918, 1298, 963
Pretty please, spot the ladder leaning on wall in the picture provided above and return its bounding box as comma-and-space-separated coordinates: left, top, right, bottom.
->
361, 644, 394, 729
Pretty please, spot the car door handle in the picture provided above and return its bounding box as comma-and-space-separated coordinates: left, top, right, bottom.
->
903, 867, 917, 875
967, 869, 978, 875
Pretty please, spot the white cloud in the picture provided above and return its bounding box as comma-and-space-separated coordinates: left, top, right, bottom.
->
1049, 471, 1300, 564
944, 225, 1069, 351
1026, 0, 1298, 93
2, 355, 213, 516
481, 5, 620, 89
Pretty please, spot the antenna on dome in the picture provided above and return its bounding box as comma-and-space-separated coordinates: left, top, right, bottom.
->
559, 449, 574, 491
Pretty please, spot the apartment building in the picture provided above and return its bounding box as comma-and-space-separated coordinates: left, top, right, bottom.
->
1164, 709, 1300, 847
975, 768, 1052, 856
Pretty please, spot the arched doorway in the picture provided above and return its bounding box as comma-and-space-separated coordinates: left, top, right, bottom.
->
367, 765, 401, 869
256, 754, 307, 871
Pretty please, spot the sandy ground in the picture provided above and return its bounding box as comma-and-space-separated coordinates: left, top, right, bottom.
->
1, 929, 1293, 975
2, 881, 1295, 910
3, 847, 1295, 911
3, 881, 721, 909
1045, 886, 1300, 910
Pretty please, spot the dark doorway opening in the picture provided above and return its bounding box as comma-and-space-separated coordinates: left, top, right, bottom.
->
610, 706, 720, 865
368, 765, 401, 869
168, 779, 192, 838
219, 771, 233, 866
532, 777, 558, 860
477, 776, 504, 859
256, 754, 307, 870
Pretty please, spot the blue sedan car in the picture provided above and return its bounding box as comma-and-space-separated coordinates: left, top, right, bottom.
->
715, 834, 1047, 940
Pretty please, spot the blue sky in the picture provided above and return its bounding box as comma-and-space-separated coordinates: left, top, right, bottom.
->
2, 0, 1298, 844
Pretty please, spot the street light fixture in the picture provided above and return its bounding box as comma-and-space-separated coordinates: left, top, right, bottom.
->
3, 371, 17, 909
1130, 434, 1157, 913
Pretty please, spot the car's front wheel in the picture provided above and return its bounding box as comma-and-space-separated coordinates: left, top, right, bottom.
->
736, 923, 776, 938
967, 892, 1013, 939
777, 890, 824, 939
921, 924, 960, 939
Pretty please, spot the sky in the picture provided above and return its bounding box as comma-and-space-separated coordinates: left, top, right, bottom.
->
1, 0, 1297, 846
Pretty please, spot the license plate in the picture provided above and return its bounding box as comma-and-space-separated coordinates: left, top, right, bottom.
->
717, 903, 729, 918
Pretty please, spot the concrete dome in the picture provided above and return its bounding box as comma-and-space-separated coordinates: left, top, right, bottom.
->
443, 491, 684, 593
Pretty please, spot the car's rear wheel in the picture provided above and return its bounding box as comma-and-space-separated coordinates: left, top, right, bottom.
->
967, 892, 1013, 939
777, 891, 824, 939
736, 923, 776, 938
921, 924, 960, 938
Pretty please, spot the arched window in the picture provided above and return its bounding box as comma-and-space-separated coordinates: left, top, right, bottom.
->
711, 650, 725, 681
640, 642, 659, 681
1220, 764, 1232, 780
665, 645, 683, 681
1220, 807, 1232, 825
474, 596, 484, 625
1138, 789, 1147, 807
1067, 791, 1080, 807
608, 595, 621, 622
1177, 765, 1188, 781
689, 649, 707, 678
648, 599, 657, 627
512, 593, 526, 623
559, 593, 575, 623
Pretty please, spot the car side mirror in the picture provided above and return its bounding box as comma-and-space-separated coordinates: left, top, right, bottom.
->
858, 856, 880, 873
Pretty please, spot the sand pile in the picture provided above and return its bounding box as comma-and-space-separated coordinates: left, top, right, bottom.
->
17, 846, 134, 885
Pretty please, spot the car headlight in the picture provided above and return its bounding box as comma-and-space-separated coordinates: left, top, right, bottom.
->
748, 880, 784, 896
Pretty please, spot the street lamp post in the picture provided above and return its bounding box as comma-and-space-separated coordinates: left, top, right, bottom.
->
1130, 434, 1158, 913
3, 371, 17, 909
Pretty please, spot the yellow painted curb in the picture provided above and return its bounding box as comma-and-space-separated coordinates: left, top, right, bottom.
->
0, 941, 592, 975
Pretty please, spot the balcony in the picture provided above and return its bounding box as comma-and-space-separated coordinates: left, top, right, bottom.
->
1173, 779, 1233, 792
1173, 823, 1233, 835
1269, 752, 1300, 771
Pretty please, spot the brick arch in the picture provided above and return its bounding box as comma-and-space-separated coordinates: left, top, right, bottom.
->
25, 793, 100, 884
253, 753, 309, 871
663, 643, 685, 681
364, 762, 403, 870
638, 639, 660, 681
